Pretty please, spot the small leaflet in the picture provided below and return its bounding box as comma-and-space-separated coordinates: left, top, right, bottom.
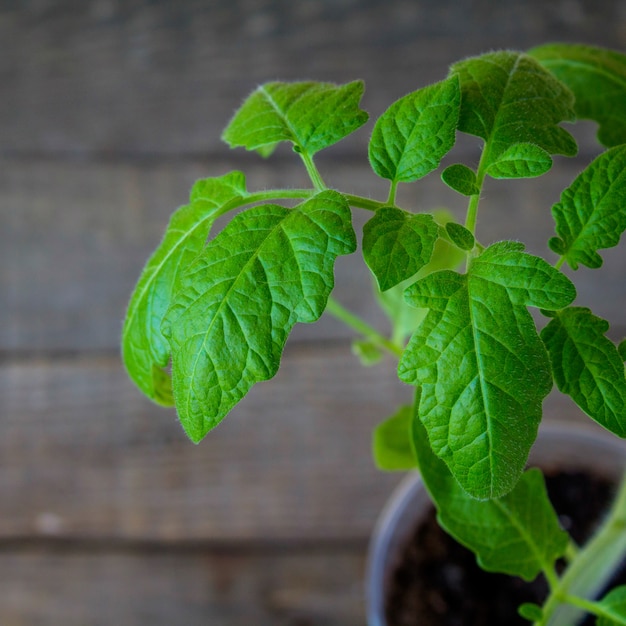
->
486, 143, 553, 179
541, 307, 626, 437
441, 163, 480, 196
445, 222, 475, 251
550, 145, 626, 269
372, 405, 416, 471
363, 208, 439, 291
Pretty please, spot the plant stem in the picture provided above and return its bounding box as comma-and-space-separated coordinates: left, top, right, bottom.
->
299, 150, 327, 191
325, 297, 404, 358
387, 180, 399, 206
343, 194, 387, 212
537, 468, 626, 626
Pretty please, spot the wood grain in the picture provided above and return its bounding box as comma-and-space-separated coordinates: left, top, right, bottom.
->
0, 545, 366, 625
2, 0, 624, 158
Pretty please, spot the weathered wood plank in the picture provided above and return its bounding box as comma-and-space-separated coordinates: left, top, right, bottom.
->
3, 155, 626, 352
2, 1, 624, 157
0, 348, 405, 541
0, 545, 366, 625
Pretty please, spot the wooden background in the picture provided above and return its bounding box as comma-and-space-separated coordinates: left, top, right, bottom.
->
2, 1, 626, 623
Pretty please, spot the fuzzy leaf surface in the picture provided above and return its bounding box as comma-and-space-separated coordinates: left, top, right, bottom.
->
372, 405, 416, 471
369, 76, 460, 183
122, 171, 248, 405
363, 208, 439, 291
162, 190, 356, 442
486, 143, 553, 179
376, 224, 464, 346
450, 51, 577, 172
530, 43, 626, 147
445, 222, 475, 251
441, 163, 480, 196
541, 307, 626, 437
222, 81, 368, 156
413, 417, 568, 581
597, 586, 626, 626
550, 145, 626, 269
398, 241, 576, 498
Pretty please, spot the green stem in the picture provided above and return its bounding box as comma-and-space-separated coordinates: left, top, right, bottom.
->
387, 180, 399, 207
299, 150, 327, 191
555, 256, 566, 271
343, 194, 387, 212
213, 189, 315, 220
537, 469, 626, 626
562, 593, 626, 624
325, 297, 403, 358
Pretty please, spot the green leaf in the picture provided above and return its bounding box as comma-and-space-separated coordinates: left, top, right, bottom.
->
618, 339, 626, 362
441, 163, 480, 196
368, 76, 460, 183
222, 81, 368, 156
375, 211, 464, 346
518, 603, 544, 622
352, 339, 384, 366
597, 586, 626, 626
541, 307, 626, 437
121, 171, 248, 405
398, 241, 576, 498
161, 190, 356, 442
450, 51, 577, 171
530, 43, 626, 148
445, 222, 475, 251
373, 405, 416, 471
549, 145, 626, 269
413, 416, 569, 581
363, 208, 439, 291
486, 143, 553, 179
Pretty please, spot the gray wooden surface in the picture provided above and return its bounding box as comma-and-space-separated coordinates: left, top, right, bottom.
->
2, 1, 626, 624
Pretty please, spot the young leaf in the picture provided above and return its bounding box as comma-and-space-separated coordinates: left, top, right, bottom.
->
375, 224, 464, 346
121, 171, 248, 405
518, 603, 544, 622
362, 208, 439, 291
450, 51, 577, 172
485, 143, 553, 179
398, 242, 576, 499
372, 405, 416, 471
441, 163, 480, 196
445, 222, 475, 251
597, 586, 626, 626
530, 43, 626, 148
412, 416, 569, 581
222, 81, 368, 156
368, 76, 460, 183
161, 191, 356, 442
549, 145, 626, 269
352, 339, 384, 366
541, 307, 626, 437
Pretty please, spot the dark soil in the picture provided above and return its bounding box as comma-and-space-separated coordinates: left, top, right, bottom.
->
385, 470, 626, 626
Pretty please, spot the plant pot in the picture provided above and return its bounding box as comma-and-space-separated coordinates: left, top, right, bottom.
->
366, 422, 626, 626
